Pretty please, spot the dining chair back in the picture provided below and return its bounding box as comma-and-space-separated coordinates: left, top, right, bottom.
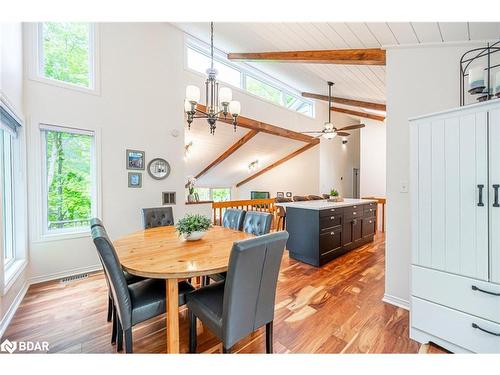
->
222, 209, 246, 231
223, 231, 289, 349
141, 207, 174, 229
90, 217, 104, 228
242, 211, 272, 236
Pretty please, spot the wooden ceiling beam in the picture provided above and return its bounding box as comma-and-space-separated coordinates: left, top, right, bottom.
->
186, 130, 259, 187
302, 92, 386, 112
196, 104, 317, 143
236, 141, 319, 188
227, 48, 386, 66
331, 107, 385, 122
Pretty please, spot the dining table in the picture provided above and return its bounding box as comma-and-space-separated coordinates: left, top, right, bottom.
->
113, 225, 254, 354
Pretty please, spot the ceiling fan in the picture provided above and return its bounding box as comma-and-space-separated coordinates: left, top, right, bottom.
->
302, 81, 365, 139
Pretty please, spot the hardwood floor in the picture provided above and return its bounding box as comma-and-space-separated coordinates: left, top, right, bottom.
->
3, 233, 446, 354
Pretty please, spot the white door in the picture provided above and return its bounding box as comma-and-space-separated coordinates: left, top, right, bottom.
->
489, 108, 500, 284
413, 110, 489, 280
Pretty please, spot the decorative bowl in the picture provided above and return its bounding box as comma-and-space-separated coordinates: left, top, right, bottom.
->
182, 230, 206, 241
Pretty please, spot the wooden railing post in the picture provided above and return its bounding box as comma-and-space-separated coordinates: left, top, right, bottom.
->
212, 198, 277, 227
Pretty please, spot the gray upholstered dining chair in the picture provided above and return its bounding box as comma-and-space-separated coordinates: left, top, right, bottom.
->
90, 218, 144, 327
187, 231, 289, 354
141, 207, 174, 229
91, 225, 194, 353
222, 209, 246, 231
242, 211, 273, 236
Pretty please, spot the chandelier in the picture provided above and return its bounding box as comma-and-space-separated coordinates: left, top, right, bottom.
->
184, 22, 241, 135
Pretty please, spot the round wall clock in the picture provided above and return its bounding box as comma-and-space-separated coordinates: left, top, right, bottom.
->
147, 158, 171, 180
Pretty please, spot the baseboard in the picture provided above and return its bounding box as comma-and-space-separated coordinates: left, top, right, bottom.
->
29, 264, 102, 285
382, 293, 410, 310
0, 281, 29, 339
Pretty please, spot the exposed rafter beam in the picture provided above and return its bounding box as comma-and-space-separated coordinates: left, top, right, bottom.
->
302, 92, 386, 112
227, 49, 386, 66
236, 141, 320, 188
196, 104, 317, 143
331, 107, 385, 122
186, 130, 259, 187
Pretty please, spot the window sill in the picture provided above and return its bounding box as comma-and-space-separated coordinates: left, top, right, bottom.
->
28, 75, 101, 96
34, 229, 91, 244
3, 259, 28, 296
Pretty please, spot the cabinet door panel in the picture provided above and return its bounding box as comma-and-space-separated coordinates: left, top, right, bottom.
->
490, 108, 500, 284
418, 122, 432, 267
431, 120, 446, 269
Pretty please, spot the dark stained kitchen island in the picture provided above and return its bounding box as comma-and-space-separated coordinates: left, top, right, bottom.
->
278, 199, 377, 266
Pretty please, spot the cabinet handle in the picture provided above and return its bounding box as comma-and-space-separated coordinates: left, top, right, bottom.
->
472, 285, 500, 296
471, 323, 500, 337
330, 232, 335, 236
477, 184, 484, 206
330, 216, 335, 220
353, 212, 357, 215
494, 184, 500, 207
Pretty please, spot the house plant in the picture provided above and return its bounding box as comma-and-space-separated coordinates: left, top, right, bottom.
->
329, 188, 343, 202
176, 214, 212, 241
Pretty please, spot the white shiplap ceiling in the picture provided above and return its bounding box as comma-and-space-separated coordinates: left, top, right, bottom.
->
175, 22, 500, 104
185, 119, 307, 187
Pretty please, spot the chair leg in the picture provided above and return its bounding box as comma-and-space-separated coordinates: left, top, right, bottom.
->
117, 318, 123, 352
107, 297, 113, 322
201, 276, 208, 286
222, 345, 231, 354
111, 307, 117, 344
189, 309, 197, 353
266, 321, 273, 354
124, 328, 133, 354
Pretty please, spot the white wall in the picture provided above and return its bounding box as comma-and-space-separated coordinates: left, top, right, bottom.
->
24, 23, 187, 282
385, 43, 487, 306
0, 22, 29, 337
319, 112, 360, 198
360, 119, 386, 231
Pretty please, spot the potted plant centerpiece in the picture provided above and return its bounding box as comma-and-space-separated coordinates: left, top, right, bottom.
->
176, 214, 212, 241
329, 188, 343, 202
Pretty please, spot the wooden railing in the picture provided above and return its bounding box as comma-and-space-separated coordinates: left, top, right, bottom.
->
212, 198, 276, 226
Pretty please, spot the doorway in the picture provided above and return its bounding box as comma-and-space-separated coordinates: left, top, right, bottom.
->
352, 168, 360, 198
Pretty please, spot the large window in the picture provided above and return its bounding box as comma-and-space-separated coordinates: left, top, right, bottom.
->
38, 22, 94, 89
186, 45, 314, 117
1, 130, 15, 267
192, 187, 231, 202
41, 125, 96, 234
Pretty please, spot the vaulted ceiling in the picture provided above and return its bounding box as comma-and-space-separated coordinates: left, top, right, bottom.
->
175, 22, 500, 104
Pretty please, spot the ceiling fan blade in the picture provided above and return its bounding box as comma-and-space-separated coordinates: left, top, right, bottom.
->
337, 124, 366, 131
336, 132, 351, 137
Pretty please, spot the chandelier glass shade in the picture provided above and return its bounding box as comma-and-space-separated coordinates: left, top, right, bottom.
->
184, 22, 241, 134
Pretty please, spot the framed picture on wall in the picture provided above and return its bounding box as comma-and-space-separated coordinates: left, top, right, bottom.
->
277, 192, 284, 198
128, 172, 142, 188
286, 192, 292, 198
126, 149, 145, 170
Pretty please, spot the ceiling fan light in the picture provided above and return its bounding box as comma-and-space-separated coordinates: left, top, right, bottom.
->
186, 85, 200, 103
324, 132, 337, 140
324, 122, 334, 131
219, 87, 232, 104
184, 99, 193, 113
229, 100, 241, 116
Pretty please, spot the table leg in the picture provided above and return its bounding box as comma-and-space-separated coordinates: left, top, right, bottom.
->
166, 278, 179, 353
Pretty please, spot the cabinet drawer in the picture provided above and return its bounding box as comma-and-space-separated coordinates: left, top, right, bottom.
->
319, 227, 342, 255
364, 206, 377, 216
412, 266, 500, 323
364, 201, 377, 209
319, 207, 344, 217
344, 206, 363, 219
411, 297, 500, 353
320, 214, 342, 229
362, 217, 376, 237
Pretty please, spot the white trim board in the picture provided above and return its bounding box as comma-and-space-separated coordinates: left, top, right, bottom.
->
0, 281, 29, 339
382, 293, 410, 310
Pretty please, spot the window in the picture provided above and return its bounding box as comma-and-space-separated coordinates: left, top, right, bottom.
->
187, 48, 241, 88
38, 22, 94, 89
185, 45, 314, 117
245, 76, 282, 105
41, 125, 96, 234
192, 187, 231, 202
1, 130, 15, 267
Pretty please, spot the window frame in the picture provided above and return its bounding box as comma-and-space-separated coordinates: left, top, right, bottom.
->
184, 38, 315, 118
39, 123, 100, 238
191, 186, 232, 202
1, 130, 15, 269
29, 23, 101, 96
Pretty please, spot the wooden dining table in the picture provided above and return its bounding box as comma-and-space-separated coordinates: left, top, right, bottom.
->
113, 225, 254, 354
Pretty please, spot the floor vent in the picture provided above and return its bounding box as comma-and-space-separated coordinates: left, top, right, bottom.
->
60, 273, 89, 284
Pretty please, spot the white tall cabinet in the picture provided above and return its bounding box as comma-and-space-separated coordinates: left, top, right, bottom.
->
410, 99, 500, 353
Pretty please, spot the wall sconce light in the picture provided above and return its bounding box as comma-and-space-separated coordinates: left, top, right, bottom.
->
184, 141, 193, 158
248, 160, 259, 172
